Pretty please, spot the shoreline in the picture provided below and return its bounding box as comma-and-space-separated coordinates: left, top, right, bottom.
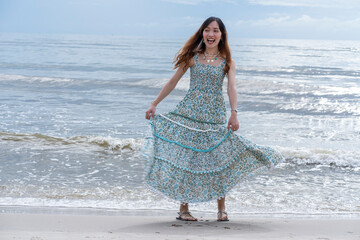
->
1, 207, 360, 240
1, 213, 360, 240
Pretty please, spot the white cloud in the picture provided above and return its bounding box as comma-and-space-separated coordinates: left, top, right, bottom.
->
67, 0, 109, 6
161, 0, 215, 5
162, 0, 236, 5
234, 15, 360, 33
248, 0, 360, 8
248, 16, 291, 26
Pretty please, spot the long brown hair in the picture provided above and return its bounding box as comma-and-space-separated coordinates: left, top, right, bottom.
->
173, 16, 232, 75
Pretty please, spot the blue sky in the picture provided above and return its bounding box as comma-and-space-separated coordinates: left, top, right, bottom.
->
1, 0, 360, 40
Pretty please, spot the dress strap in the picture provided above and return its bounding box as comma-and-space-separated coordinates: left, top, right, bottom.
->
194, 54, 199, 62
220, 58, 226, 68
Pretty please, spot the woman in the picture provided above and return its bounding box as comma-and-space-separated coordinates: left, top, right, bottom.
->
144, 16, 283, 222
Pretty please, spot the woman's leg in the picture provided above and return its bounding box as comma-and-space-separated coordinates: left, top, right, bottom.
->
217, 197, 226, 211
217, 197, 229, 221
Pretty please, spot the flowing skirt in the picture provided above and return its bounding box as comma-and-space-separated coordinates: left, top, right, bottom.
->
142, 112, 283, 203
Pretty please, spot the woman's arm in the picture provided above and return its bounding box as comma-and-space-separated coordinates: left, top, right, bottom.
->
145, 62, 190, 120
227, 59, 239, 131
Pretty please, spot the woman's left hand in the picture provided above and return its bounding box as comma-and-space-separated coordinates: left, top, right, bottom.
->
227, 113, 239, 131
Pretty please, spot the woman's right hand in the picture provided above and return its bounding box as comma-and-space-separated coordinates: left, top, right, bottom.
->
145, 103, 156, 120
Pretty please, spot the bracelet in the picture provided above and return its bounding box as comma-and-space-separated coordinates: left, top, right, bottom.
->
231, 109, 238, 112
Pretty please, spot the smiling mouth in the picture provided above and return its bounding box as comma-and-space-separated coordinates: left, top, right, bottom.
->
207, 39, 215, 44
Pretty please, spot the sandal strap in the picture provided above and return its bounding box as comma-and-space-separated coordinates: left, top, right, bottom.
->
217, 211, 228, 217
178, 211, 193, 217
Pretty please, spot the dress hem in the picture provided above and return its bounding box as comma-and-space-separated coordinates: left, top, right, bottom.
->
142, 154, 283, 204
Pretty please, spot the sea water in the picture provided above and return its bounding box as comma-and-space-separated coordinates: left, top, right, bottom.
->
0, 33, 359, 216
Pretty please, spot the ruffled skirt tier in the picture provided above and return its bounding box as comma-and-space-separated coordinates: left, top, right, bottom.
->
143, 112, 283, 203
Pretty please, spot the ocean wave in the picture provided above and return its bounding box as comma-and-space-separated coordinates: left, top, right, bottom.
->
124, 77, 190, 91
277, 146, 360, 168
0, 73, 138, 90
235, 79, 360, 116
236, 78, 360, 96
0, 73, 167, 89
238, 65, 360, 79
0, 62, 163, 75
0, 132, 144, 152
1, 132, 359, 168
0, 73, 73, 83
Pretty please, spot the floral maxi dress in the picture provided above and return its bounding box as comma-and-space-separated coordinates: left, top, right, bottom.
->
143, 54, 283, 203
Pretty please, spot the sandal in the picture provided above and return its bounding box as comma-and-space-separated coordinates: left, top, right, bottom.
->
217, 211, 229, 221
176, 211, 198, 221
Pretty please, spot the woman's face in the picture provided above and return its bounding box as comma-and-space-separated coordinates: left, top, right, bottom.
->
202, 21, 222, 50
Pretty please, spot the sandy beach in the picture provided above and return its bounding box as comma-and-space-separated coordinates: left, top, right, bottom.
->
1, 210, 360, 240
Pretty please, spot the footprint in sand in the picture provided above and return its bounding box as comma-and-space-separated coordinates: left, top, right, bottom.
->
171, 223, 183, 227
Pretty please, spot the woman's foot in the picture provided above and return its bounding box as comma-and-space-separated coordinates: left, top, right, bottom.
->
176, 211, 198, 221
217, 211, 229, 221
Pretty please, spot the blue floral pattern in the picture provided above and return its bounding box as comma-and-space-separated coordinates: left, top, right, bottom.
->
143, 54, 283, 203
